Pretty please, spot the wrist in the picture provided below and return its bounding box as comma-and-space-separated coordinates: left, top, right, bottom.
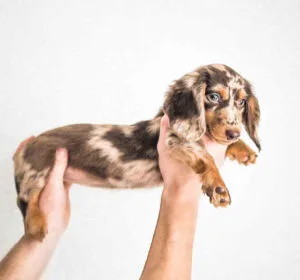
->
162, 180, 202, 203
159, 192, 200, 246
22, 230, 62, 247
47, 226, 67, 239
43, 212, 70, 239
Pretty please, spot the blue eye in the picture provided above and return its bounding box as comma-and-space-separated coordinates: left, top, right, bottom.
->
207, 92, 221, 103
238, 99, 246, 106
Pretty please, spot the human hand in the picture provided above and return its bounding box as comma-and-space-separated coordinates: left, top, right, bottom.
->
39, 148, 71, 238
141, 115, 225, 280
201, 134, 227, 168
157, 115, 200, 191
0, 141, 71, 280
15, 138, 71, 238
157, 114, 227, 194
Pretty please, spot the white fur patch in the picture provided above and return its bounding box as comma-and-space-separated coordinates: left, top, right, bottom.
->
14, 147, 49, 200
147, 118, 160, 135
108, 159, 161, 188
183, 72, 200, 88
228, 76, 244, 89
88, 125, 124, 162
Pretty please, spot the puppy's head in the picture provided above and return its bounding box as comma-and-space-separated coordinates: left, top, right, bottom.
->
163, 64, 261, 150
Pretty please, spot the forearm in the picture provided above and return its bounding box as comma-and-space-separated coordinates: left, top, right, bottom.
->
141, 181, 202, 280
0, 233, 60, 280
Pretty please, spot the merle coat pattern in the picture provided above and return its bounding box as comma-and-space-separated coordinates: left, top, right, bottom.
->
14, 64, 260, 241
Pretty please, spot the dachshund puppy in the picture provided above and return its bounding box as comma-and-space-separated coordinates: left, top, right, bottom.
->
13, 64, 260, 241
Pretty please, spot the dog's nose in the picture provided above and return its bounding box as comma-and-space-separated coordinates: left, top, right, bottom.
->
226, 130, 240, 140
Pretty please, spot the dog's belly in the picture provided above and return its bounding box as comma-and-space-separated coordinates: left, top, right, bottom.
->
64, 160, 163, 189
64, 167, 108, 187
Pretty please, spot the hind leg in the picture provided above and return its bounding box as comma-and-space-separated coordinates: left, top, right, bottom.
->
24, 188, 48, 241
17, 190, 47, 241
17, 186, 48, 241
15, 169, 50, 241
14, 136, 51, 241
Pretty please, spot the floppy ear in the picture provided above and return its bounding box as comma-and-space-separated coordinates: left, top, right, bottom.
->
243, 91, 261, 151
163, 71, 207, 142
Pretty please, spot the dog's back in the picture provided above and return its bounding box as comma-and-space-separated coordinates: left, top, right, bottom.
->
14, 120, 163, 218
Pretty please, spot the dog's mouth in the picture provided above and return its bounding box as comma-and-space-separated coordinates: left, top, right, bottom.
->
206, 126, 239, 145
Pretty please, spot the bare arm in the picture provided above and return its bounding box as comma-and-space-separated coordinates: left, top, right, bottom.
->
0, 147, 71, 280
140, 182, 202, 280
0, 233, 60, 280
140, 115, 226, 280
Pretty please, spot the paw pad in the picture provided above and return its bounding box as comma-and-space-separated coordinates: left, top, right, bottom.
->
211, 186, 231, 207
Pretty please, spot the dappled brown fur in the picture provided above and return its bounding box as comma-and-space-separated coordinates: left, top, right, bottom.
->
13, 64, 260, 241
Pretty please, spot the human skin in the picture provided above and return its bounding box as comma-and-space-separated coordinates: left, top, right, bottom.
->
140, 114, 226, 280
0, 114, 226, 280
0, 147, 71, 280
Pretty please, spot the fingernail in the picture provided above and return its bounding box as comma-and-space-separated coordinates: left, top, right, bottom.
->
161, 114, 170, 128
165, 115, 170, 127
56, 148, 67, 158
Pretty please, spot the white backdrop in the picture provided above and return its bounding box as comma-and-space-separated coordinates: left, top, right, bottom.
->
1, 0, 300, 279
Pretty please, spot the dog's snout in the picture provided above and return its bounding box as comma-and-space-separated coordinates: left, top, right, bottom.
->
227, 120, 236, 126
226, 130, 240, 140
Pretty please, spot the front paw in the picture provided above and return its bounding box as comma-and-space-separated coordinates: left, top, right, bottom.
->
203, 185, 231, 207
226, 141, 257, 165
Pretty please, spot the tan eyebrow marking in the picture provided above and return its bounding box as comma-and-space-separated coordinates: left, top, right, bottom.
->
236, 89, 247, 100
211, 85, 229, 100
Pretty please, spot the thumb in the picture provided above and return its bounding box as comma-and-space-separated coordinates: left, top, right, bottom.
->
157, 114, 170, 152
48, 148, 68, 186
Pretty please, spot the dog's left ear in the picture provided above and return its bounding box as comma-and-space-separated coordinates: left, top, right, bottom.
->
163, 70, 207, 142
243, 84, 261, 151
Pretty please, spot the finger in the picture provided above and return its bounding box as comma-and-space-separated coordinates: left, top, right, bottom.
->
157, 114, 170, 152
48, 148, 68, 187
13, 136, 35, 158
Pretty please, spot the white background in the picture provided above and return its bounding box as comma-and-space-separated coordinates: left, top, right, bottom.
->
1, 0, 300, 279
